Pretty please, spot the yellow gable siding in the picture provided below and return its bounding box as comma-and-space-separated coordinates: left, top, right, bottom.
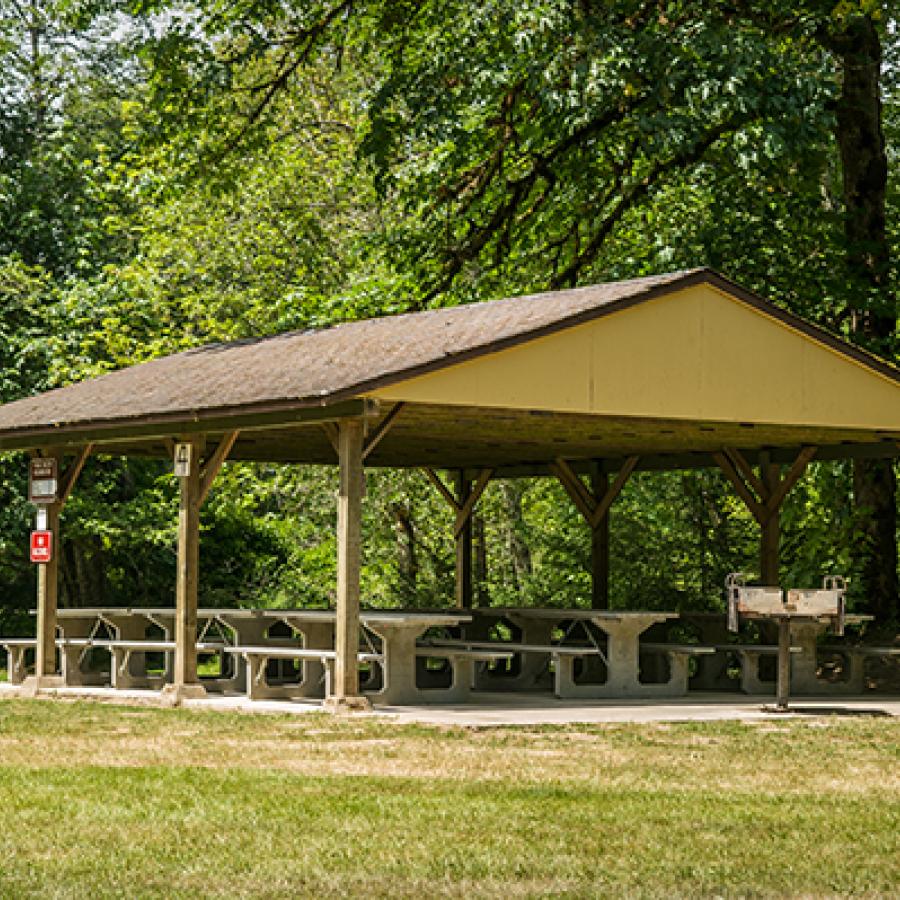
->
370, 285, 900, 430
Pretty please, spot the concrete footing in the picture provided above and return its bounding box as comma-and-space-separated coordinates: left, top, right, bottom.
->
17, 675, 66, 697
323, 694, 371, 714
160, 683, 208, 707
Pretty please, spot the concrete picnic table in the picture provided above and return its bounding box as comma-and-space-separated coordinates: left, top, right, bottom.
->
464, 607, 680, 698
53, 607, 474, 704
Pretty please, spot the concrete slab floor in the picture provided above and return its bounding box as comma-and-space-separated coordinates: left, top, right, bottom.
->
2, 681, 898, 726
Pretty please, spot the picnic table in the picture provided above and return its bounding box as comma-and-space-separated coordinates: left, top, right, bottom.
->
463, 607, 682, 698
52, 607, 477, 705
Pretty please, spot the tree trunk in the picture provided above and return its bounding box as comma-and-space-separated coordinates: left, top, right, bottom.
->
390, 501, 418, 601
500, 481, 532, 595
830, 15, 898, 624
473, 515, 488, 606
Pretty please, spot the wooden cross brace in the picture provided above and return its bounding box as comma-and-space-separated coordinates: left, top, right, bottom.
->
321, 403, 404, 461
551, 456, 639, 530
57, 444, 93, 508
198, 431, 240, 505
422, 467, 494, 538
712, 446, 818, 526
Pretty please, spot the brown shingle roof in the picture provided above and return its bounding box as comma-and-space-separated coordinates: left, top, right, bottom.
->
0, 267, 894, 440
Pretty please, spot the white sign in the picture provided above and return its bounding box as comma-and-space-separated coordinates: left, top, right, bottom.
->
174, 442, 193, 477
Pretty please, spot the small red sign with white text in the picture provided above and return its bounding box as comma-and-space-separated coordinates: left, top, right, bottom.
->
30, 530, 53, 564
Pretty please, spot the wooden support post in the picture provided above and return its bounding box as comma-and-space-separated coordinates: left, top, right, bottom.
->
422, 466, 492, 608
759, 451, 780, 586
27, 446, 91, 693
552, 457, 637, 609
455, 471, 473, 609
325, 418, 370, 712
715, 446, 817, 587
162, 435, 206, 704
590, 464, 610, 610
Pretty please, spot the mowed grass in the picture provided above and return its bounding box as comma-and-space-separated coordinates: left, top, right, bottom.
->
0, 700, 896, 898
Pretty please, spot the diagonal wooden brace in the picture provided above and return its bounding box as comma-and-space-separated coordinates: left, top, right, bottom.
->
422, 467, 493, 538
552, 457, 638, 530
715, 446, 817, 525
198, 431, 239, 505
453, 468, 493, 538
58, 444, 93, 508
590, 456, 639, 530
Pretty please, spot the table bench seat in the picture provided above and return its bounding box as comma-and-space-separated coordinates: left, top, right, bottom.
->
421, 639, 603, 657
820, 645, 899, 657
703, 644, 801, 694
1, 637, 228, 687
0, 638, 37, 684
225, 646, 383, 701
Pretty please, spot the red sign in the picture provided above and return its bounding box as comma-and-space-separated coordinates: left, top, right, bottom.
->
30, 530, 53, 564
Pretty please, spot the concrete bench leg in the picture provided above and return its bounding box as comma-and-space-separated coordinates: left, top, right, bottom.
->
663, 652, 692, 696
242, 655, 313, 701
295, 624, 332, 698
60, 644, 93, 688
738, 651, 771, 695
423, 655, 473, 703
6, 647, 31, 685
245, 655, 269, 701
110, 649, 160, 690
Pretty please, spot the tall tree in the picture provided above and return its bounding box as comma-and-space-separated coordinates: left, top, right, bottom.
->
174, 0, 896, 618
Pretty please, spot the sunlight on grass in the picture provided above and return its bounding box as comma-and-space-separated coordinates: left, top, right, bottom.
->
0, 700, 896, 897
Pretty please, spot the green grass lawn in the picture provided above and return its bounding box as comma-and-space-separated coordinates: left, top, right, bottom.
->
0, 700, 896, 898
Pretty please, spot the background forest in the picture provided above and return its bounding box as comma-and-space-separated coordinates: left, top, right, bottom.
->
0, 1, 897, 632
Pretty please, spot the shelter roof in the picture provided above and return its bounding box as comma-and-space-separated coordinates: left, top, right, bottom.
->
0, 268, 896, 471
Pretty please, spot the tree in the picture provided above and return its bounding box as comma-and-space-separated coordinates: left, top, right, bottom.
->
173, 0, 895, 619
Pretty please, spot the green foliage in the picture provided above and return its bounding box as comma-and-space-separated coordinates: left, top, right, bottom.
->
0, 0, 895, 626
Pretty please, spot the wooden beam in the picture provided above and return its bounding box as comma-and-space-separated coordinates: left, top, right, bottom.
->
198, 431, 239, 506
713, 451, 768, 524
454, 468, 493, 538
760, 451, 780, 585
463, 441, 898, 480
590, 455, 639, 529
454, 471, 473, 609
0, 399, 376, 452
422, 467, 461, 512
362, 403, 404, 461
329, 419, 369, 710
172, 435, 203, 691
590, 465, 609, 610
723, 447, 768, 500
321, 422, 339, 455
57, 444, 93, 508
550, 458, 595, 523
765, 445, 818, 515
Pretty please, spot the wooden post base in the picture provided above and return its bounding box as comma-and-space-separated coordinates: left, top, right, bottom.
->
159, 683, 208, 707
18, 675, 65, 697
323, 695, 371, 714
